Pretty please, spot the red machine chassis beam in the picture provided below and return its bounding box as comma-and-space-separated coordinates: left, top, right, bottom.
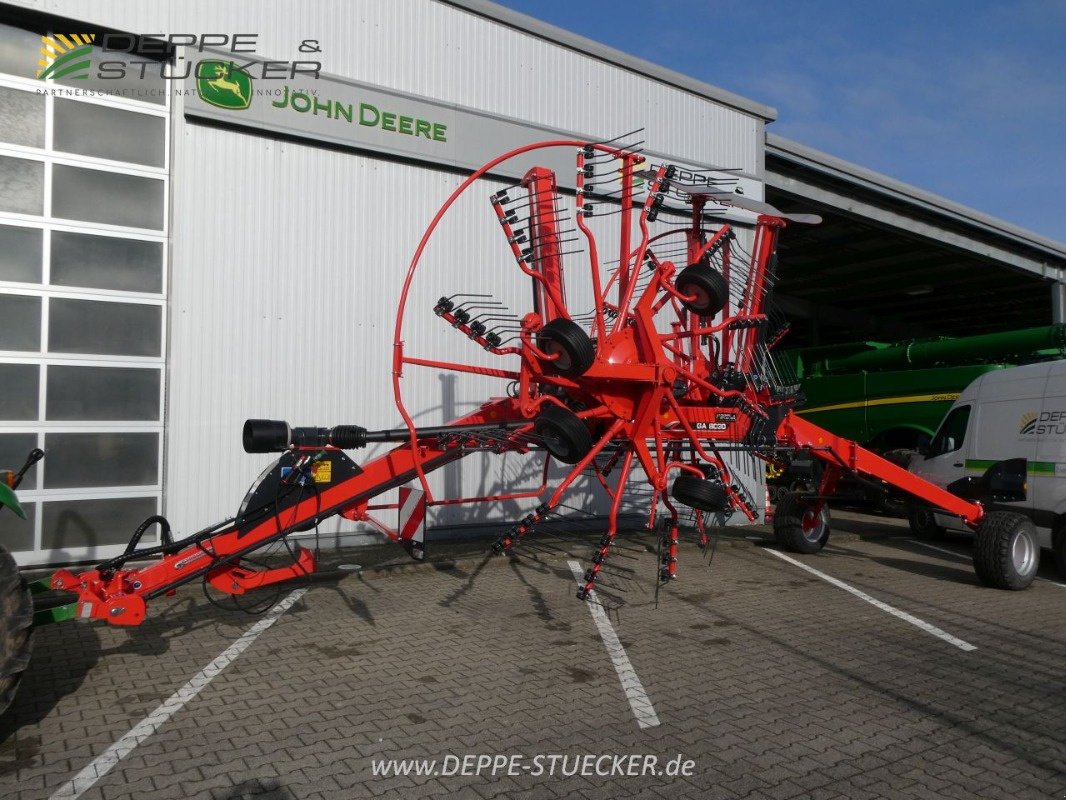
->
54, 399, 530, 625
779, 412, 985, 527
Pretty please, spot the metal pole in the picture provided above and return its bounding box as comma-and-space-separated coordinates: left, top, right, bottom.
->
1052, 282, 1066, 324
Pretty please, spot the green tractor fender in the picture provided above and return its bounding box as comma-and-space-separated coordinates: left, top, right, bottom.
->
0, 481, 25, 519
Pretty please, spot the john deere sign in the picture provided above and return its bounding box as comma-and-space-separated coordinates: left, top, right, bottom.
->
183, 51, 469, 168
268, 85, 447, 142
196, 60, 253, 110
183, 51, 761, 205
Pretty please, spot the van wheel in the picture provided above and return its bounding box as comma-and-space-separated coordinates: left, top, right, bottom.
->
774, 492, 830, 554
0, 544, 34, 715
973, 511, 1039, 590
1054, 523, 1066, 581
907, 507, 945, 539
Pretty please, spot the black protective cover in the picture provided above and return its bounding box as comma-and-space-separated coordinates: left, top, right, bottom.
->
236, 450, 363, 537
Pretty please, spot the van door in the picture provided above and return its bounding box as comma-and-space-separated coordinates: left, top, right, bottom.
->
1028, 371, 1066, 549
911, 403, 972, 492
966, 369, 1043, 523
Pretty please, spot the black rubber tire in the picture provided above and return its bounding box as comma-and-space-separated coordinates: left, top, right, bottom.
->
874, 492, 908, 518
674, 265, 728, 316
973, 511, 1039, 590
907, 506, 945, 539
534, 405, 594, 464
0, 544, 33, 716
536, 319, 595, 377
773, 491, 830, 554
671, 475, 729, 512
1054, 524, 1066, 581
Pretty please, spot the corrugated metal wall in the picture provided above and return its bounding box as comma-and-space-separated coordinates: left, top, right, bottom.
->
15, 0, 761, 173
11, 0, 767, 548
166, 125, 577, 535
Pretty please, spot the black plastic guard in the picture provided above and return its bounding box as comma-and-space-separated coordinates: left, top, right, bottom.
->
946, 458, 1027, 503
236, 449, 363, 537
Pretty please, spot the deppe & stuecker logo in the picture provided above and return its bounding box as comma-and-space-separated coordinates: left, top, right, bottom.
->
1019, 410, 1066, 437
36, 33, 96, 80
33, 32, 321, 92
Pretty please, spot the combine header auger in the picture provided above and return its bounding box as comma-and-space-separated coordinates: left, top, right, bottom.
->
29, 138, 1031, 637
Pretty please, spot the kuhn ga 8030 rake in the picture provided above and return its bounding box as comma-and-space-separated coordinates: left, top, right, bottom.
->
33, 138, 1032, 632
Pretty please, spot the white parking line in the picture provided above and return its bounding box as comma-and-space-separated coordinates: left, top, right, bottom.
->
567, 560, 660, 729
50, 588, 308, 800
763, 549, 977, 652
907, 538, 1066, 589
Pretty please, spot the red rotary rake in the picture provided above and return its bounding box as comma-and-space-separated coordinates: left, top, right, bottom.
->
34, 137, 1033, 631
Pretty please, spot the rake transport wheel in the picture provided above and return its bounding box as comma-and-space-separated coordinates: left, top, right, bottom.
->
773, 491, 830, 554
674, 264, 728, 316
534, 405, 593, 464
671, 474, 728, 512
973, 511, 1039, 590
0, 544, 33, 715
536, 318, 596, 377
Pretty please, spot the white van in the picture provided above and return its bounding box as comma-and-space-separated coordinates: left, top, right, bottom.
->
908, 360, 1066, 587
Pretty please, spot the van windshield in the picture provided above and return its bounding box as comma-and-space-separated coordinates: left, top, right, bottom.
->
929, 404, 971, 456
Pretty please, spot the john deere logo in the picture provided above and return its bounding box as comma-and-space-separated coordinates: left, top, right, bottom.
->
36, 34, 95, 81
196, 61, 252, 110
1019, 412, 1038, 435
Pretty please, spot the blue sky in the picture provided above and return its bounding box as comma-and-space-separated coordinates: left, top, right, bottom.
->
494, 0, 1066, 244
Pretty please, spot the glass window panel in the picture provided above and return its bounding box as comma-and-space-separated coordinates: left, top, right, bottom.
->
0, 294, 40, 351
0, 364, 39, 420
0, 433, 37, 483
0, 156, 44, 215
42, 496, 157, 550
0, 501, 34, 552
0, 225, 42, 283
930, 405, 971, 456
0, 22, 42, 81
56, 45, 166, 106
54, 100, 164, 167
48, 299, 161, 356
47, 366, 160, 421
0, 85, 45, 148
43, 432, 158, 489
52, 165, 164, 230
51, 231, 162, 293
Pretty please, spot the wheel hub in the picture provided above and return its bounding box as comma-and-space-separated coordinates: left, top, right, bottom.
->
1012, 530, 1036, 574
801, 507, 824, 541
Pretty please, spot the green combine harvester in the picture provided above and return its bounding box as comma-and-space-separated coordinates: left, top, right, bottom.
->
772, 325, 1066, 502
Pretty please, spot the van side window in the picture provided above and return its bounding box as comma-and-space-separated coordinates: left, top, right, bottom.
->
929, 405, 971, 456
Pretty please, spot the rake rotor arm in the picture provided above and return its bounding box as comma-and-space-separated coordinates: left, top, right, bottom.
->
778, 412, 986, 528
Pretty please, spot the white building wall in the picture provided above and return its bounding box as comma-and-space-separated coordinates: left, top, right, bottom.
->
12, 0, 761, 173
6, 0, 767, 550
